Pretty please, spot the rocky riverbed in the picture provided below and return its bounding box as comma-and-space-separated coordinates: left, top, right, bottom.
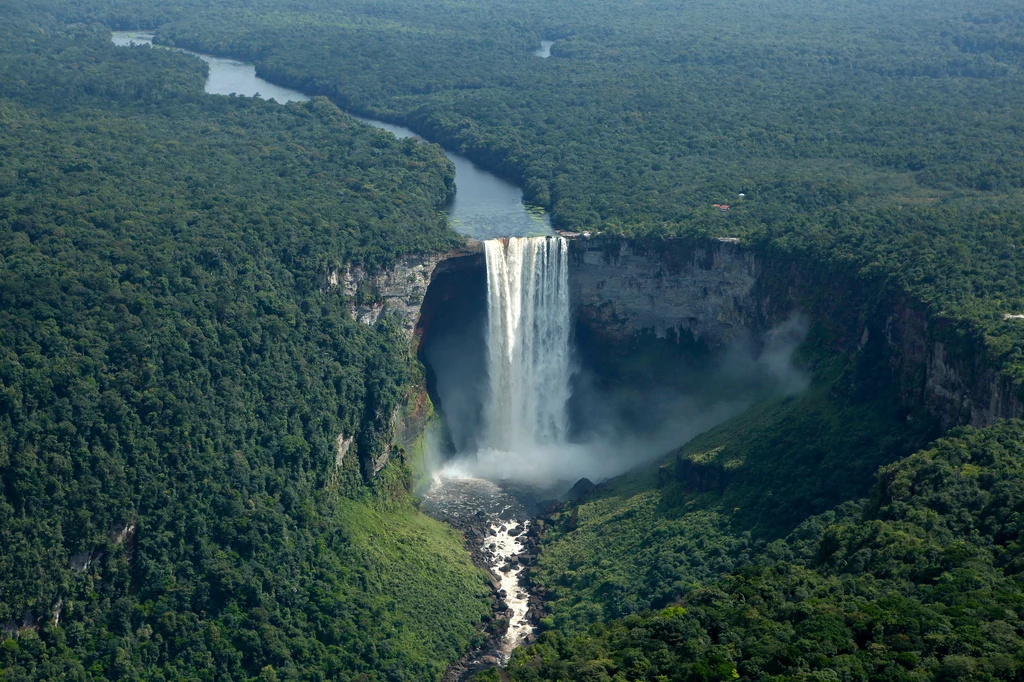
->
420, 476, 553, 679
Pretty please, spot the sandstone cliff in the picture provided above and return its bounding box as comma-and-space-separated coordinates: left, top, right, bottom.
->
568, 235, 1021, 429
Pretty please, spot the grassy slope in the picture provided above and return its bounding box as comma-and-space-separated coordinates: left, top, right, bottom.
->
333, 494, 491, 675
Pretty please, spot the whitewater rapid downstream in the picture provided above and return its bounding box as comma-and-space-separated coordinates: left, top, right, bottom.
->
487, 518, 533, 660
420, 477, 538, 667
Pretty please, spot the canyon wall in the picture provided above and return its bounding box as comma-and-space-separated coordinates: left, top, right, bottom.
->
327, 241, 484, 340
568, 237, 760, 348
567, 235, 1021, 429
373, 232, 1020, 482
325, 242, 483, 480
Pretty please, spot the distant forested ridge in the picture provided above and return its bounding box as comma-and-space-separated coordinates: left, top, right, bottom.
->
0, 6, 487, 680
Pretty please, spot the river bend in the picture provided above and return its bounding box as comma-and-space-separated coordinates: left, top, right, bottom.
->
111, 31, 552, 241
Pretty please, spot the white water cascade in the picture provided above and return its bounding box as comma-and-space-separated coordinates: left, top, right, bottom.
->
483, 236, 573, 452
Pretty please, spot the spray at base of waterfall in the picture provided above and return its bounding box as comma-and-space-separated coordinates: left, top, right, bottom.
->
438, 397, 746, 486
438, 311, 810, 487
430, 235, 811, 489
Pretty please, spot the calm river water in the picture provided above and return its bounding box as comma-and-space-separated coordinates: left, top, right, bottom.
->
111, 31, 552, 240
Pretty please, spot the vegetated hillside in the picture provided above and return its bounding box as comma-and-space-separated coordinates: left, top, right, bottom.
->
508, 420, 1024, 681
53, 0, 1024, 382
0, 10, 488, 681
527, 376, 929, 636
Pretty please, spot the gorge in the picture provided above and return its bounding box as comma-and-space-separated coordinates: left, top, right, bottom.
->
4, 4, 1024, 679
88, 20, 1024, 680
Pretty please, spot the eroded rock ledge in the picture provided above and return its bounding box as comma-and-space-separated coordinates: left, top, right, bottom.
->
326, 240, 484, 340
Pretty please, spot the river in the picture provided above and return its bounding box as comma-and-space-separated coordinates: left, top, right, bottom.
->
111, 30, 548, 673
111, 31, 552, 241
420, 477, 542, 670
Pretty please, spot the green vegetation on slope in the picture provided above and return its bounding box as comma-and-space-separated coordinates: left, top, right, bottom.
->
0, 10, 487, 681
532, 367, 933, 637
510, 420, 1024, 681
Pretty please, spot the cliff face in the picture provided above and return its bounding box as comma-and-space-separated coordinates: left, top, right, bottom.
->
897, 310, 1022, 428
324, 243, 483, 480
567, 235, 1021, 430
401, 233, 1019, 467
568, 237, 760, 348
327, 241, 483, 340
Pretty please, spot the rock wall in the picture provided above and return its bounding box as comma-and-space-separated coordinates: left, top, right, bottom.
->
324, 242, 483, 480
754, 251, 1022, 429
891, 306, 1023, 428
327, 241, 484, 340
568, 236, 761, 347
566, 235, 1021, 430
399, 233, 1019, 458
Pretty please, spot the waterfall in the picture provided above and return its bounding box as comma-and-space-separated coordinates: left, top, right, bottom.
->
483, 236, 572, 452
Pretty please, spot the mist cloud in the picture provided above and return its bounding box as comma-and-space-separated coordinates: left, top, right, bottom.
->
434, 313, 810, 489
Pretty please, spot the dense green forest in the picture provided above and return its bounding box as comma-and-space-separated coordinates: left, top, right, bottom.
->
526, 374, 929, 634
0, 7, 488, 680
5, 0, 1024, 679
